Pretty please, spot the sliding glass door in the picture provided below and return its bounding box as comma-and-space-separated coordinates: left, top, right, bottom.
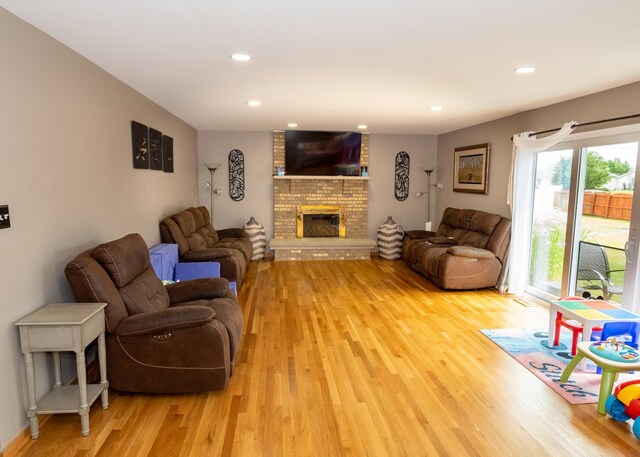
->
528, 149, 573, 298
525, 128, 640, 313
572, 142, 637, 305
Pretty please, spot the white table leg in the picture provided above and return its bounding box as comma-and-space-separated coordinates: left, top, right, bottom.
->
75, 351, 90, 436
578, 323, 595, 371
24, 352, 39, 439
53, 352, 62, 388
582, 323, 594, 343
547, 305, 558, 348
97, 333, 109, 409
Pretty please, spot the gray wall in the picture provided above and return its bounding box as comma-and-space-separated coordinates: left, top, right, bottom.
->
197, 132, 438, 242
0, 9, 198, 449
436, 81, 640, 224
367, 135, 439, 237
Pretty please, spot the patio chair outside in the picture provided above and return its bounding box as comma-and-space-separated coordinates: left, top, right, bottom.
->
576, 241, 624, 300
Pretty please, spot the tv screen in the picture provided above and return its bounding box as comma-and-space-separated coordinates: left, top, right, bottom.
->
285, 131, 362, 176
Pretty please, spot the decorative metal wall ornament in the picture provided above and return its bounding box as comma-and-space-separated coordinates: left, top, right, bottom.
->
394, 151, 410, 201
228, 149, 245, 201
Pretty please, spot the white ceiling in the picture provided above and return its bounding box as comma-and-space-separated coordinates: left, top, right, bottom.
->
2, 1, 640, 134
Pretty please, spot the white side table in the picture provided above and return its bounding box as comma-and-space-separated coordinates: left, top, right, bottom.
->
15, 302, 109, 438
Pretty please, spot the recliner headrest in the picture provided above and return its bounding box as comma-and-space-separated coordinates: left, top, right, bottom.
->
93, 233, 151, 288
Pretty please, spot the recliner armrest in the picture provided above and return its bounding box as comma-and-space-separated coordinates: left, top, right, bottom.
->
405, 230, 436, 240
115, 306, 215, 336
166, 277, 230, 303
446, 246, 496, 260
427, 236, 457, 245
217, 228, 248, 239
182, 247, 236, 261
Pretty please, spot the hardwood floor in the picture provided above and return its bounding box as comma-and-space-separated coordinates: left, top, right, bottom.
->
4, 258, 639, 456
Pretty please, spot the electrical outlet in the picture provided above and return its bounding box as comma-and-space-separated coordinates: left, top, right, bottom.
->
0, 205, 10, 229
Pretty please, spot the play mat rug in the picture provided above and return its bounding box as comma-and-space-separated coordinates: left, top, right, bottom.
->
480, 328, 636, 404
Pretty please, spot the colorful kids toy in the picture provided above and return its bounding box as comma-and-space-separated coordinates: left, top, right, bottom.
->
605, 379, 640, 439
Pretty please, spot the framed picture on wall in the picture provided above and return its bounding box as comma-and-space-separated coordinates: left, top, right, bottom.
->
453, 143, 490, 194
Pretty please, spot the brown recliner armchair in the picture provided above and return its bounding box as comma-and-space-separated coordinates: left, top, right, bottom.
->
160, 206, 252, 288
64, 233, 242, 393
402, 207, 511, 290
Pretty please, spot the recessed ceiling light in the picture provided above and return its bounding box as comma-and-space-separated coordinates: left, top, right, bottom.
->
247, 100, 261, 107
230, 53, 252, 62
357, 124, 367, 129
288, 123, 298, 128
514, 66, 536, 74
429, 105, 443, 112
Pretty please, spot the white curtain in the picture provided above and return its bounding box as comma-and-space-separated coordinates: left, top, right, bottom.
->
501, 121, 578, 294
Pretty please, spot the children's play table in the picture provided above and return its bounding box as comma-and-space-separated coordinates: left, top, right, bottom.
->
561, 341, 640, 414
547, 298, 640, 349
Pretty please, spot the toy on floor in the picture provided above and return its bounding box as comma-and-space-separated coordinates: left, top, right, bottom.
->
606, 379, 640, 439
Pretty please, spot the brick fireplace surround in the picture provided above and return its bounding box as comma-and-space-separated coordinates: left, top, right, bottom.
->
269, 132, 376, 260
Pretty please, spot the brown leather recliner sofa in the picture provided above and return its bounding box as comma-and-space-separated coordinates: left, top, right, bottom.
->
160, 206, 252, 288
402, 207, 511, 290
65, 233, 242, 393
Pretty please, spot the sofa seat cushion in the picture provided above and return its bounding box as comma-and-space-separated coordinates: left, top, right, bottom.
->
421, 246, 450, 278
215, 238, 253, 263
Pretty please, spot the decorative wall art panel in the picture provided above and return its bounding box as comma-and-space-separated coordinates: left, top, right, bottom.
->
149, 128, 163, 170
163, 135, 174, 173
229, 149, 245, 201
394, 151, 410, 201
131, 121, 149, 169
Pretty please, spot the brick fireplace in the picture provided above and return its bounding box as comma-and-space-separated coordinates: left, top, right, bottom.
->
269, 132, 375, 260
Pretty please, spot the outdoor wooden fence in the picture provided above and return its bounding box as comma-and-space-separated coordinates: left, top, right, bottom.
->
582, 191, 632, 220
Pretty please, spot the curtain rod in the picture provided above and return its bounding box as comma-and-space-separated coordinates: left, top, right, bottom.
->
514, 113, 640, 139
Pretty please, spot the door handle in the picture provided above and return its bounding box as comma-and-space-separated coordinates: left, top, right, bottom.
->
625, 240, 632, 265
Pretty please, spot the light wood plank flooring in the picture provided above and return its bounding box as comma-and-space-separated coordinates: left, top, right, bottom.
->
4, 258, 639, 456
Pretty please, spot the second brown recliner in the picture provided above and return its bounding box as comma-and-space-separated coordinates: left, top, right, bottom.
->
160, 206, 252, 288
402, 207, 511, 290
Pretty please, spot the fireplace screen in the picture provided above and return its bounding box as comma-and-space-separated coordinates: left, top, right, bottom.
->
297, 205, 345, 238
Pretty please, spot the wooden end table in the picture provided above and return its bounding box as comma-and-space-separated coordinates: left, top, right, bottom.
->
15, 302, 109, 438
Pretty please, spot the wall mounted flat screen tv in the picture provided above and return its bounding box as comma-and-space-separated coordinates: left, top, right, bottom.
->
285, 130, 362, 176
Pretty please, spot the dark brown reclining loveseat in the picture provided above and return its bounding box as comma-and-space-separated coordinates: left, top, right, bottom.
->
160, 206, 252, 288
402, 207, 511, 289
65, 233, 242, 393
